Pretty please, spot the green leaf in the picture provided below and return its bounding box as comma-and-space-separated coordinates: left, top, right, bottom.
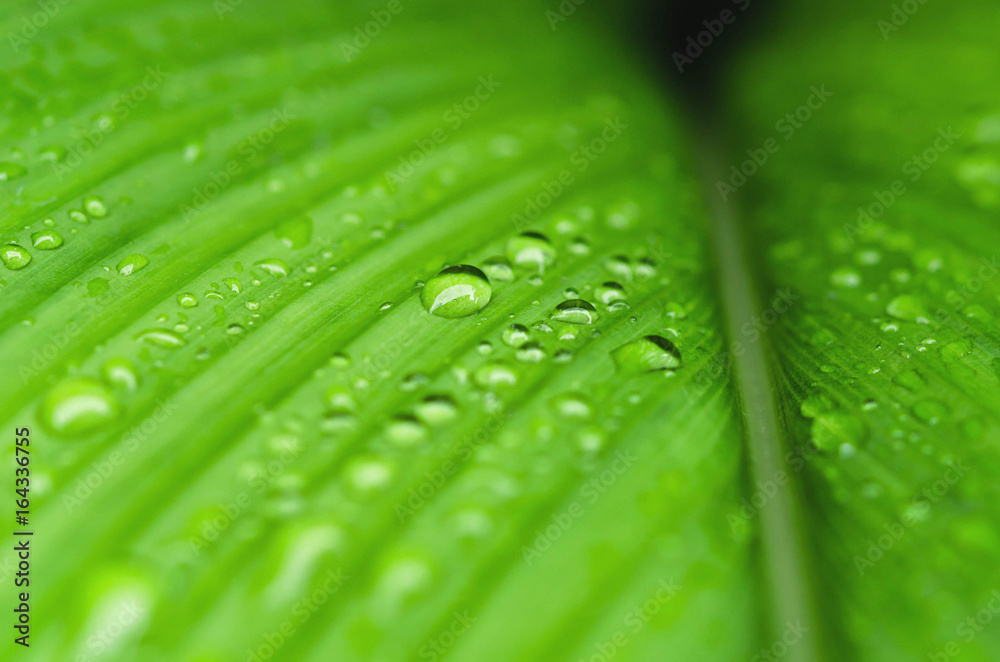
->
1, 0, 997, 661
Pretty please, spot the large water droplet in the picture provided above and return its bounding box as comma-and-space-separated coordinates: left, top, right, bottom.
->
421, 265, 491, 318
255, 258, 289, 277
31, 230, 63, 250
552, 299, 598, 325
502, 324, 530, 348
1, 244, 31, 270
612, 335, 682, 373
38, 377, 120, 437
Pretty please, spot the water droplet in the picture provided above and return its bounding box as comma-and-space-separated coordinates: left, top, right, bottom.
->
913, 400, 947, 425
414, 395, 458, 426
482, 256, 513, 282
569, 237, 591, 255
886, 295, 929, 323
69, 209, 88, 223
401, 372, 427, 391
596, 282, 626, 305
612, 335, 681, 373
117, 254, 149, 276
1, 244, 31, 270
31, 229, 63, 250
505, 232, 555, 272
810, 412, 863, 452
476, 340, 493, 355
102, 358, 140, 392
421, 265, 491, 318
552, 392, 591, 419
255, 258, 289, 277
134, 328, 185, 348
177, 292, 198, 308
474, 361, 518, 389
502, 324, 531, 348
346, 456, 394, 494
551, 299, 598, 325
223, 277, 241, 294
830, 267, 861, 288
604, 255, 633, 281
38, 377, 120, 438
84, 196, 108, 218
515, 342, 546, 363
226, 324, 245, 335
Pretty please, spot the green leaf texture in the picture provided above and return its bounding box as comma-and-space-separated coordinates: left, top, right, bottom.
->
0, 0, 997, 660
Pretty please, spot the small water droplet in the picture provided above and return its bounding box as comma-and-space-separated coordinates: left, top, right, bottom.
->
474, 361, 518, 389
0, 162, 28, 181
134, 328, 185, 348
84, 196, 108, 218
177, 292, 198, 308
886, 295, 929, 323
102, 358, 140, 392
255, 258, 289, 277
502, 324, 531, 348
506, 232, 555, 272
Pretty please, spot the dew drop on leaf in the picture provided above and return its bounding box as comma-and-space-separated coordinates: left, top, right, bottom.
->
84, 196, 108, 218
482, 256, 513, 282
31, 229, 63, 250
611, 335, 682, 373
1, 244, 32, 270
551, 299, 598, 325
421, 265, 491, 318
177, 292, 198, 308
414, 394, 458, 426
117, 254, 149, 275
515, 341, 546, 363
886, 294, 929, 323
505, 232, 555, 272
502, 323, 531, 348
135, 328, 186, 348
595, 281, 626, 305
474, 361, 518, 389
102, 358, 140, 392
38, 377, 120, 437
255, 258, 289, 277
